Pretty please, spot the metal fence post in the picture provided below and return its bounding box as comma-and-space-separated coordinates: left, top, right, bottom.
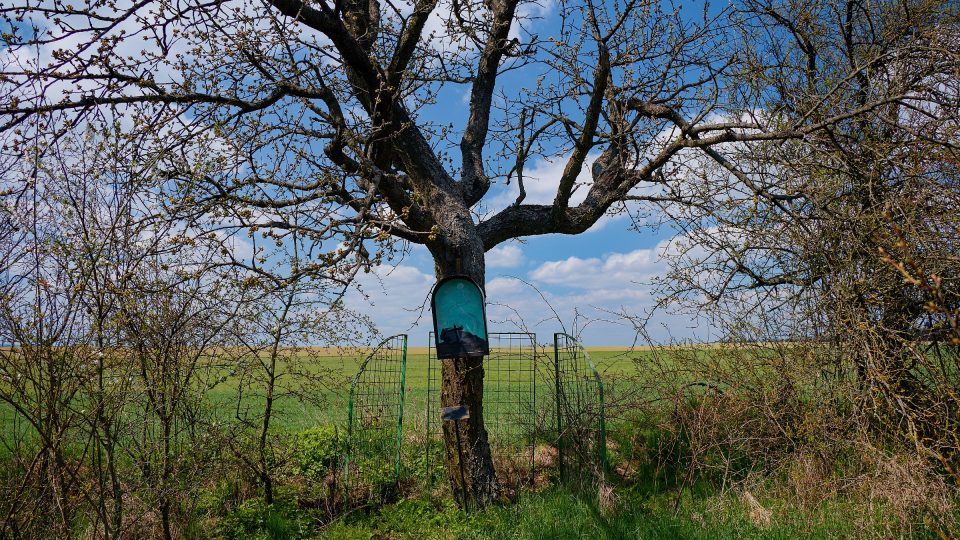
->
595, 369, 607, 476
554, 333, 565, 483
395, 335, 408, 479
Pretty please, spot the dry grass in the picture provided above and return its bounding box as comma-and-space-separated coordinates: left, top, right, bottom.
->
618, 337, 960, 538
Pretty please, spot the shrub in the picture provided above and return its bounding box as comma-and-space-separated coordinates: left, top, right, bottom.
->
294, 426, 346, 480
216, 488, 316, 540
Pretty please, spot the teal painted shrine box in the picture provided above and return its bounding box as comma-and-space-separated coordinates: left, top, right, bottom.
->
431, 276, 489, 358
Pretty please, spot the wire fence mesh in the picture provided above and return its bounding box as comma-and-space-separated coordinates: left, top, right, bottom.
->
553, 332, 607, 488
342, 331, 606, 502
425, 332, 539, 494
344, 334, 407, 503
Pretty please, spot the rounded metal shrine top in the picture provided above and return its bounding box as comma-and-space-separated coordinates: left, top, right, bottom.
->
431, 276, 489, 359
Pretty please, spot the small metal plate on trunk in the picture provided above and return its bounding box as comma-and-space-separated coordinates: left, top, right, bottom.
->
441, 405, 470, 421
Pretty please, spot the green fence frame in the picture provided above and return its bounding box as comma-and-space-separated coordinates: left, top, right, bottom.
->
344, 334, 408, 499
553, 332, 607, 486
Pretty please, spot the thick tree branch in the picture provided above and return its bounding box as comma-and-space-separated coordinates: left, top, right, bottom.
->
478, 202, 610, 249
267, 0, 381, 90
551, 45, 610, 217
387, 0, 440, 88
268, 0, 456, 236
460, 0, 521, 206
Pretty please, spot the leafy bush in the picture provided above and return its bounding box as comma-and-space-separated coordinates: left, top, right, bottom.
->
294, 426, 346, 479
216, 488, 316, 540
197, 477, 246, 519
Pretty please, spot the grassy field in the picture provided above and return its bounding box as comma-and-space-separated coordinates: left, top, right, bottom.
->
0, 343, 640, 451
255, 344, 952, 539
202, 344, 940, 539
322, 484, 884, 539
202, 344, 647, 432
1, 344, 949, 538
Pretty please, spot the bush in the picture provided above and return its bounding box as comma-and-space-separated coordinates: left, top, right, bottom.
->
294, 426, 346, 480
216, 488, 316, 540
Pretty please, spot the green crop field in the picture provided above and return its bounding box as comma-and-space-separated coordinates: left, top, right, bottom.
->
200, 344, 648, 433
0, 343, 644, 444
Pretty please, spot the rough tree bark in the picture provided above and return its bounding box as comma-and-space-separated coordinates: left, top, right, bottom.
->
427, 191, 499, 506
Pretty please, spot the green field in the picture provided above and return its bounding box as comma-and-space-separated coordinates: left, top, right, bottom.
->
0, 343, 641, 447
202, 344, 646, 432
1, 344, 949, 539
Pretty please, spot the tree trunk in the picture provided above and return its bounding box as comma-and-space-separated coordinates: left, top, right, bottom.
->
439, 352, 498, 508
260, 357, 276, 505
428, 214, 499, 509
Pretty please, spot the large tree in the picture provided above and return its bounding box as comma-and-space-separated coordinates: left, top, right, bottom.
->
655, 0, 960, 473
2, 0, 948, 506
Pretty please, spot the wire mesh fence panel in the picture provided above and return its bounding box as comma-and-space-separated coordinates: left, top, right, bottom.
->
344, 334, 407, 503
425, 332, 539, 494
553, 333, 607, 489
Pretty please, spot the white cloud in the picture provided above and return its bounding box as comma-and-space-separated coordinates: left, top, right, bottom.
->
529, 242, 667, 289
510, 0, 556, 40
486, 153, 596, 211
493, 244, 672, 335
486, 244, 525, 268
486, 276, 525, 295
